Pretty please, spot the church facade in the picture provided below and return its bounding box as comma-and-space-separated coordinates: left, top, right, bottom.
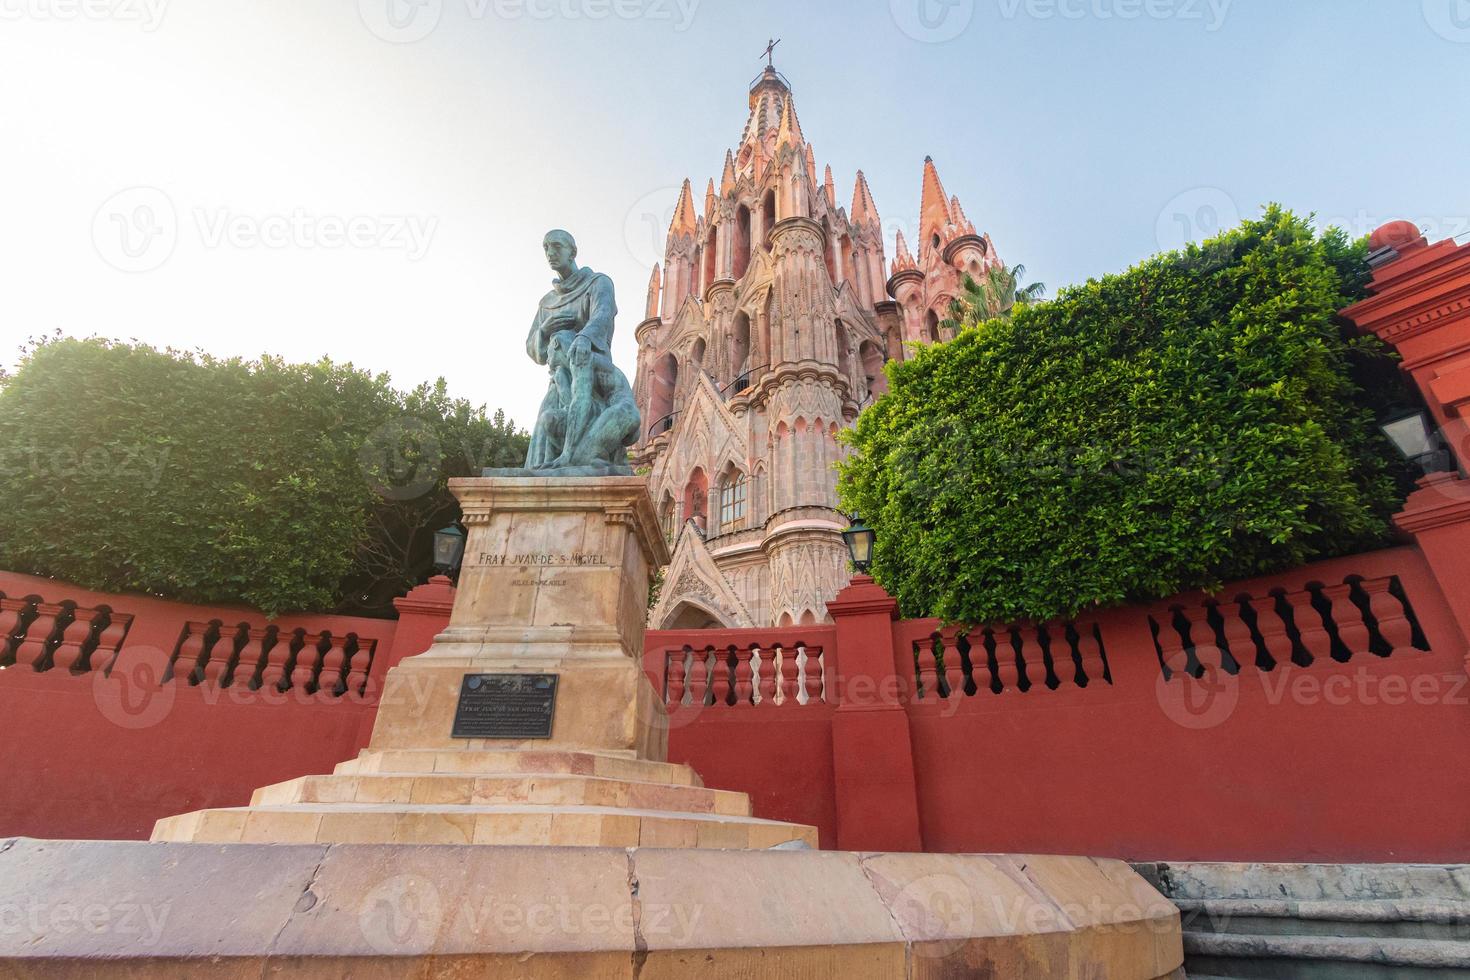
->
635, 65, 1004, 629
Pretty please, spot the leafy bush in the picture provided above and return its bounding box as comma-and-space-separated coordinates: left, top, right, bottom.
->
838, 207, 1412, 624
0, 337, 526, 616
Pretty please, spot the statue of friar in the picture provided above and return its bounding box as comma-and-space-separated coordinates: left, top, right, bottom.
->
486, 230, 641, 477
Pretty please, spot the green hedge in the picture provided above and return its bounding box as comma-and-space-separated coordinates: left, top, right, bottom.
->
838, 207, 1413, 624
0, 338, 526, 616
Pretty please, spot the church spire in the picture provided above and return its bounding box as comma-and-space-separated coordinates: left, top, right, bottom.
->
668, 179, 697, 241
919, 156, 956, 254
720, 149, 737, 194
851, 170, 880, 226
645, 263, 662, 320
892, 229, 917, 275
705, 178, 717, 219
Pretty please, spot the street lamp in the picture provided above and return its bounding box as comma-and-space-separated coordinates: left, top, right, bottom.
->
432, 525, 466, 577
1379, 409, 1446, 472
841, 516, 876, 574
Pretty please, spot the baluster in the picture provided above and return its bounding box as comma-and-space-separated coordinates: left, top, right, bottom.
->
711, 646, 733, 706
1246, 596, 1292, 670
51, 608, 99, 674
1219, 602, 1257, 675
1074, 626, 1105, 687
13, 603, 63, 671
666, 648, 687, 705
291, 633, 325, 693
1321, 584, 1370, 662
230, 628, 269, 688
1183, 608, 1224, 677
0, 598, 28, 665
259, 630, 292, 692
757, 646, 777, 704
170, 623, 209, 684
1361, 578, 1416, 657
1288, 590, 1332, 666
318, 634, 350, 697
90, 614, 132, 674
993, 628, 1020, 692
778, 645, 800, 704
1016, 625, 1044, 692
914, 637, 940, 700
345, 640, 374, 699
201, 624, 241, 689
688, 648, 711, 706
941, 632, 964, 698
734, 645, 754, 705
803, 645, 824, 703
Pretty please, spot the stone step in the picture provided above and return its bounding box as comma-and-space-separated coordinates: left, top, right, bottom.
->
334, 749, 703, 787
1183, 933, 1470, 979
151, 803, 818, 850
1139, 863, 1470, 903
1178, 898, 1470, 942
250, 772, 752, 817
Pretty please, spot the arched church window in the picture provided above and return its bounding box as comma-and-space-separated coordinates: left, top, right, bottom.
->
762, 192, 776, 249
925, 310, 940, 343
660, 494, 676, 543
719, 471, 747, 532
734, 206, 752, 280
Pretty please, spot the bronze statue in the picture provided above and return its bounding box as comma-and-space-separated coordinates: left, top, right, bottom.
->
488, 230, 640, 477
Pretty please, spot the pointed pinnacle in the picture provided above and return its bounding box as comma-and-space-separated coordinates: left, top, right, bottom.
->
851, 170, 880, 226
721, 149, 737, 194
668, 179, 697, 239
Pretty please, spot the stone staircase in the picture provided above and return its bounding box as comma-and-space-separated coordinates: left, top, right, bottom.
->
152, 747, 819, 849
1134, 863, 1470, 979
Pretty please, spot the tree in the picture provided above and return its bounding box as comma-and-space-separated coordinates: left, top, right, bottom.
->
0, 338, 526, 617
838, 207, 1412, 625
942, 263, 1046, 331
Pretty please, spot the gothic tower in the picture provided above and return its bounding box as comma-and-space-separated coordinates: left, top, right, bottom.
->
636, 65, 1003, 629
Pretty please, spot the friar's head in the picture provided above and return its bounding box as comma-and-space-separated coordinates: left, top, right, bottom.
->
543, 230, 578, 279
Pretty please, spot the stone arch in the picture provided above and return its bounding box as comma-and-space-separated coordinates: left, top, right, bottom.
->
762, 191, 776, 249
834, 319, 852, 382
860, 339, 888, 399
734, 205, 752, 280
716, 461, 748, 534
925, 309, 940, 343
821, 218, 837, 284
658, 491, 677, 543
731, 311, 752, 379
703, 226, 718, 292
691, 337, 707, 371
682, 467, 709, 532
650, 353, 679, 433
661, 599, 723, 631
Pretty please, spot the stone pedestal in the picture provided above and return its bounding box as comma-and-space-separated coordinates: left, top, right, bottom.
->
151, 477, 818, 850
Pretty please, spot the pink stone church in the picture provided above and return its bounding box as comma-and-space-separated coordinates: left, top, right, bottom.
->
634, 65, 1003, 629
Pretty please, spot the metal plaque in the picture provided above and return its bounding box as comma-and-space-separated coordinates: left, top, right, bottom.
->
451, 673, 559, 740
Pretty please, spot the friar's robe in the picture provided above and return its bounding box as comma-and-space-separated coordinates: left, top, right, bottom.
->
527, 266, 617, 365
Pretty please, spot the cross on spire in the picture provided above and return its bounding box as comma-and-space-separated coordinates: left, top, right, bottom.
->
761, 38, 780, 68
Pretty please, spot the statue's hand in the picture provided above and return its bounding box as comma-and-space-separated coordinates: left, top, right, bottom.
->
570, 333, 592, 367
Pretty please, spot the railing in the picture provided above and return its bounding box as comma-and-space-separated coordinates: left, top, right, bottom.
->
902, 620, 1110, 700
647, 631, 834, 708
721, 364, 769, 398
0, 593, 133, 674
1150, 574, 1428, 682
165, 620, 377, 698
646, 412, 679, 440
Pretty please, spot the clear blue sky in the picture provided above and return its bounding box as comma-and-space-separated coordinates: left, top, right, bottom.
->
3, 0, 1467, 427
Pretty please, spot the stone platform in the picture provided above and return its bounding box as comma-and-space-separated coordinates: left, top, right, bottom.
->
0, 838, 1184, 978
152, 748, 817, 849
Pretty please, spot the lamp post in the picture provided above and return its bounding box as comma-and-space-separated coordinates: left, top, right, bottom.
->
432, 525, 466, 579
841, 516, 876, 575
1380, 409, 1449, 473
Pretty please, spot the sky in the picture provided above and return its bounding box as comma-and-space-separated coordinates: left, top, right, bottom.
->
2, 0, 1468, 430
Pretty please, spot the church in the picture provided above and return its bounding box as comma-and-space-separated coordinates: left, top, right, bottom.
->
635, 62, 1004, 629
